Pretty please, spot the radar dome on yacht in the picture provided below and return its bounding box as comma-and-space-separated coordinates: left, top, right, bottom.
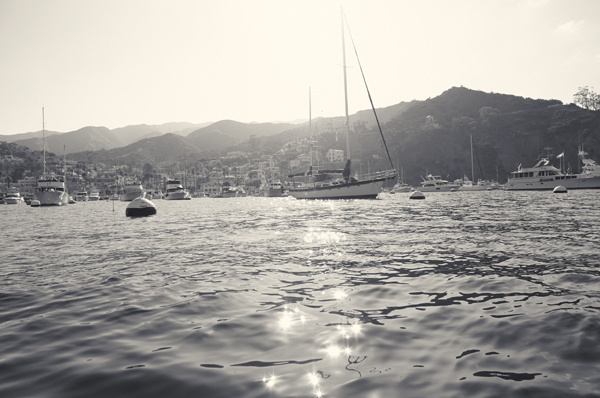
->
126, 196, 157, 217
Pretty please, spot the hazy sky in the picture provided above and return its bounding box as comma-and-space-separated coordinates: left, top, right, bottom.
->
1, 0, 599, 135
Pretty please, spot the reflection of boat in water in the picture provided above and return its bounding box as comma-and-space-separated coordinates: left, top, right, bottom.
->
505, 155, 600, 191
120, 181, 144, 201
264, 180, 285, 197
163, 179, 191, 200
419, 174, 460, 192
286, 15, 396, 199
4, 188, 23, 204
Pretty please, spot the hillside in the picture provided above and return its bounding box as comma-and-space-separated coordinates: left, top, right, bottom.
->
8, 122, 212, 154
16, 126, 122, 154
381, 87, 600, 184
0, 130, 61, 143
68, 133, 202, 165
186, 120, 296, 151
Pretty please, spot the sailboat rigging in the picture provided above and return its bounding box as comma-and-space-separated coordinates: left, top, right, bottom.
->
286, 9, 397, 199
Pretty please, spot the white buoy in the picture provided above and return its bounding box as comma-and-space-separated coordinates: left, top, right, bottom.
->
409, 190, 425, 200
30, 200, 41, 207
553, 185, 567, 193
126, 195, 157, 217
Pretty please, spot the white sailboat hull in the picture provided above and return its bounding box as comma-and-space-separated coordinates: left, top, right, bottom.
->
287, 174, 393, 199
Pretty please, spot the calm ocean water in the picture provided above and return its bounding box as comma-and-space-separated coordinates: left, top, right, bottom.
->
1, 191, 600, 398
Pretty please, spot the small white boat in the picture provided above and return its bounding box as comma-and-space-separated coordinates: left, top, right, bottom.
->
75, 191, 89, 202
263, 180, 286, 197
418, 174, 460, 192
4, 189, 23, 204
390, 181, 413, 193
163, 179, 191, 200
88, 191, 100, 201
120, 180, 144, 201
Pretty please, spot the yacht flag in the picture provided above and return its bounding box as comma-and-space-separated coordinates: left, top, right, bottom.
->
557, 152, 564, 159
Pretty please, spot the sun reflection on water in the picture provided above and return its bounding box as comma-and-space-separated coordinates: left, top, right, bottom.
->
262, 374, 277, 389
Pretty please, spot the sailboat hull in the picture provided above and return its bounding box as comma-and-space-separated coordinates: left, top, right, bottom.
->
287, 174, 394, 199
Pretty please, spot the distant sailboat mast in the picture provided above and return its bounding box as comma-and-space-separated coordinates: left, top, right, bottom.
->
42, 107, 46, 175
470, 133, 475, 184
309, 87, 313, 167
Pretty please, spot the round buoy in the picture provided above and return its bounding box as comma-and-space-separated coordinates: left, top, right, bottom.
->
126, 196, 157, 217
409, 190, 425, 200
553, 185, 567, 193
30, 200, 41, 207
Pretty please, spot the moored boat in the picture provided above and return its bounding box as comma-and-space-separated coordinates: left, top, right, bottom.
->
4, 188, 23, 204
218, 182, 245, 198
75, 191, 89, 202
88, 190, 100, 201
286, 15, 397, 199
33, 108, 70, 206
35, 175, 69, 205
120, 180, 144, 201
419, 174, 461, 192
163, 179, 191, 200
505, 157, 600, 190
264, 180, 286, 197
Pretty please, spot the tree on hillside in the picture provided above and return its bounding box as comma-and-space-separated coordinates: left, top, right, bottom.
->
573, 86, 600, 111
142, 163, 154, 184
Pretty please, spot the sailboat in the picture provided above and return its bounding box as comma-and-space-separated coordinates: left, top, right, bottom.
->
33, 108, 69, 206
286, 10, 397, 200
458, 134, 487, 191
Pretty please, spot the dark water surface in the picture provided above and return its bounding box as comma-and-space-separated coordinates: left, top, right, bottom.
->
2, 191, 600, 398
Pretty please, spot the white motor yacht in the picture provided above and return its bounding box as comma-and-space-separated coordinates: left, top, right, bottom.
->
163, 179, 191, 200
506, 157, 600, 190
419, 174, 460, 192
75, 191, 89, 202
88, 190, 100, 201
120, 181, 144, 201
4, 188, 23, 204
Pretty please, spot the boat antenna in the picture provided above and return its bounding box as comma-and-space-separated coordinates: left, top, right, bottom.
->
342, 10, 395, 171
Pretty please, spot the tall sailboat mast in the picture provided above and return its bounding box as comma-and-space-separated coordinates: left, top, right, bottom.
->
309, 87, 312, 167
341, 8, 351, 161
42, 107, 46, 175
